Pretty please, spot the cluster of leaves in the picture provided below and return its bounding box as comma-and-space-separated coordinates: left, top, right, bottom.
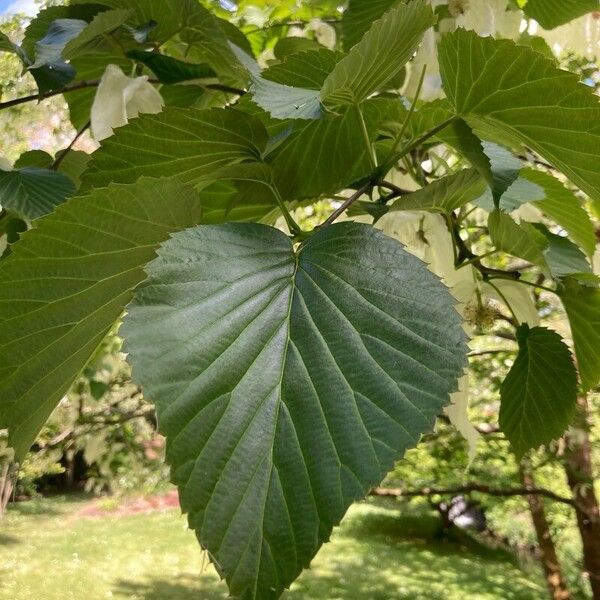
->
1, 0, 600, 598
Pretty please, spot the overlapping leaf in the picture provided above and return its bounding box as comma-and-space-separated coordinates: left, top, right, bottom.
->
0, 167, 75, 219
521, 0, 599, 29
321, 1, 434, 107
82, 107, 268, 189
439, 29, 600, 200
387, 169, 486, 214
559, 277, 600, 391
0, 178, 203, 460
122, 221, 467, 600
500, 325, 577, 457
341, 0, 397, 49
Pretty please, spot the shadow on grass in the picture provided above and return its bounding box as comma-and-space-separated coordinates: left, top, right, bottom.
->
115, 575, 228, 599
112, 505, 543, 600
0, 532, 20, 546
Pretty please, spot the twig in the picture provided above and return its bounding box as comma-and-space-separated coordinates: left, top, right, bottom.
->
370, 484, 576, 508
321, 180, 373, 227
0, 79, 245, 111
52, 120, 90, 170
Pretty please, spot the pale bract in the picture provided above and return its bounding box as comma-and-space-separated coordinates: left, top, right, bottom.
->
454, 0, 521, 39
91, 64, 164, 142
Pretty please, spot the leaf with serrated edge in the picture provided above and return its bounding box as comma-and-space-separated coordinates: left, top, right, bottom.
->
500, 325, 577, 457
439, 29, 600, 200
321, 0, 435, 107
122, 221, 467, 600
0, 178, 202, 460
559, 277, 600, 391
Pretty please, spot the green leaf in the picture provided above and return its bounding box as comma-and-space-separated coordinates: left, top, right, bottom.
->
439, 29, 600, 200
533, 224, 592, 278
0, 167, 75, 219
268, 106, 377, 199
500, 325, 577, 458
13, 151, 53, 169
0, 178, 203, 461
71, 0, 208, 44
22, 4, 106, 58
273, 37, 320, 59
62, 8, 133, 59
126, 50, 216, 84
387, 169, 486, 214
122, 221, 467, 600
522, 169, 596, 257
481, 142, 522, 205
321, 0, 434, 107
488, 210, 548, 267
521, 0, 599, 29
559, 276, 600, 391
262, 48, 339, 90
231, 44, 322, 120
341, 0, 397, 50
82, 107, 268, 189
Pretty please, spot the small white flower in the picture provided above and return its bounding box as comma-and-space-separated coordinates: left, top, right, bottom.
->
455, 0, 521, 39
91, 64, 164, 142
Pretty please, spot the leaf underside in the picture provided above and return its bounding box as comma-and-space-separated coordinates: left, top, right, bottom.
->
122, 221, 467, 600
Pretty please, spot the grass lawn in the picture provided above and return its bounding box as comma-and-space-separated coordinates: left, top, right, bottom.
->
0, 494, 547, 600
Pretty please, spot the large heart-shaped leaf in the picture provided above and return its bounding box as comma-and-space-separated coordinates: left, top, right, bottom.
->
0, 178, 202, 461
122, 221, 467, 600
438, 29, 600, 200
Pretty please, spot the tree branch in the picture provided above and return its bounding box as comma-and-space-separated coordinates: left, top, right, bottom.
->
321, 180, 373, 227
0, 79, 245, 111
370, 484, 576, 508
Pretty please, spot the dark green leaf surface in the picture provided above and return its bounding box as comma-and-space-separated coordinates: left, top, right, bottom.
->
127, 50, 216, 84
262, 48, 339, 90
321, 1, 434, 106
500, 325, 577, 457
439, 29, 600, 200
559, 277, 600, 391
122, 221, 467, 600
0, 178, 202, 460
0, 167, 75, 219
341, 0, 398, 49
82, 108, 267, 189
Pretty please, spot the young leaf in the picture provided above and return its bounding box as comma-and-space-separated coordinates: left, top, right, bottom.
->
439, 29, 600, 200
122, 221, 467, 600
559, 277, 600, 391
262, 48, 339, 90
0, 178, 202, 461
500, 325, 577, 458
321, 1, 435, 107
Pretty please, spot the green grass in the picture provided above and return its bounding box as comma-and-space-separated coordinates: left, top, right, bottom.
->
0, 495, 547, 599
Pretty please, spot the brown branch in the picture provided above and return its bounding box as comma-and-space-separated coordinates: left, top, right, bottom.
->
321, 180, 373, 227
370, 484, 576, 507
0, 79, 245, 111
52, 120, 90, 170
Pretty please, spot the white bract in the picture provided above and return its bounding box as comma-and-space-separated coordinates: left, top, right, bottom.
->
91, 64, 164, 142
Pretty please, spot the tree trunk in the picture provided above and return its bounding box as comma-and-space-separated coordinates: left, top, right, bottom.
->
563, 397, 600, 600
520, 463, 572, 600
0, 461, 14, 519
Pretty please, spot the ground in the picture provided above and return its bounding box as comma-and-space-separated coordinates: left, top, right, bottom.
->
0, 493, 547, 600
